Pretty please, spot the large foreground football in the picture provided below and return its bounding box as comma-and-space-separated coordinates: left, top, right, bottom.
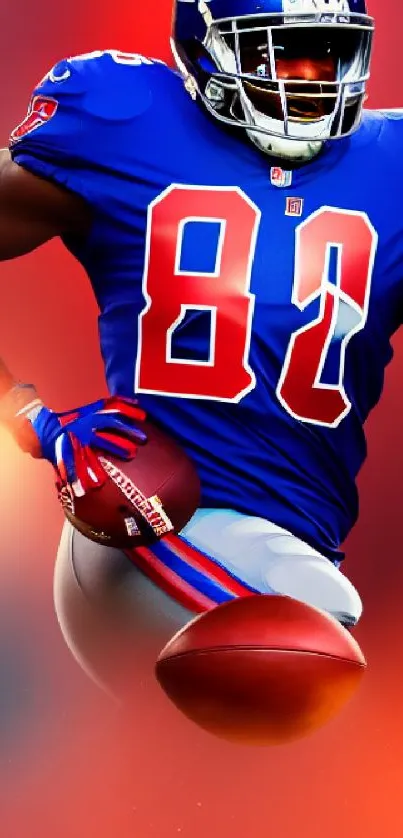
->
156, 594, 366, 746
60, 420, 200, 549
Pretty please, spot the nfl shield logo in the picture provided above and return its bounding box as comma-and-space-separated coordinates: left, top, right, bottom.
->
270, 167, 293, 188
285, 197, 304, 217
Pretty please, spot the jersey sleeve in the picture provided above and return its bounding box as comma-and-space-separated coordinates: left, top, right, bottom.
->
9, 50, 158, 208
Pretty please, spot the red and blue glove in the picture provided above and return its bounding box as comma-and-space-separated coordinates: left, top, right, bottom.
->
0, 384, 147, 495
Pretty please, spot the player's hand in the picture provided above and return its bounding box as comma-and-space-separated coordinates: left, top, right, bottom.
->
0, 384, 147, 494
35, 396, 147, 491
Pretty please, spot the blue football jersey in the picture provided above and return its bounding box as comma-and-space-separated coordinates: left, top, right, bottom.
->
10, 50, 403, 563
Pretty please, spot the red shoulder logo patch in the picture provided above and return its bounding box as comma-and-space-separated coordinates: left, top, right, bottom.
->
10, 95, 58, 145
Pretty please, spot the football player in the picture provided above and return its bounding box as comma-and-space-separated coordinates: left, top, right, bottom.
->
0, 0, 392, 692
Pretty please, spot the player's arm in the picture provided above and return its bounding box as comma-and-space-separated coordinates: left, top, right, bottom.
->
1, 54, 116, 260
4, 50, 158, 259
0, 148, 90, 260
0, 352, 146, 501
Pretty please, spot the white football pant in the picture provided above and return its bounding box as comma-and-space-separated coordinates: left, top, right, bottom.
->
181, 509, 362, 626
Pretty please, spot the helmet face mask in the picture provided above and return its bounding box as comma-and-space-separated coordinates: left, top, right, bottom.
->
172, 1, 374, 160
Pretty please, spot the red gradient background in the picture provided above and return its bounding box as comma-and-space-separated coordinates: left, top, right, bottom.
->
0, 3, 402, 837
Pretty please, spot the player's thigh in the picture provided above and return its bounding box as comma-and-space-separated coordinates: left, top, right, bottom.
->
53, 520, 195, 695
182, 509, 362, 625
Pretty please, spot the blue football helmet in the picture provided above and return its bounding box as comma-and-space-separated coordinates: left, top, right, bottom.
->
172, 0, 374, 161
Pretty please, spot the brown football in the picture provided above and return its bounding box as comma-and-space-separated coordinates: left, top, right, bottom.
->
156, 594, 367, 746
59, 420, 200, 549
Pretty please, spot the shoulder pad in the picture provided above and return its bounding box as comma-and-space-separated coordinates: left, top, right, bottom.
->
9, 49, 174, 208
36, 50, 168, 121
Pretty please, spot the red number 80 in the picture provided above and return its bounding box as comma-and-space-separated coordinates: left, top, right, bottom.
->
135, 185, 377, 428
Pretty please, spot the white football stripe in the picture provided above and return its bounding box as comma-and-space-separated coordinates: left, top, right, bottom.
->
283, 0, 350, 12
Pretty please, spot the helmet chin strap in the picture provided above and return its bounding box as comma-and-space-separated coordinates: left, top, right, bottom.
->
246, 127, 323, 162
